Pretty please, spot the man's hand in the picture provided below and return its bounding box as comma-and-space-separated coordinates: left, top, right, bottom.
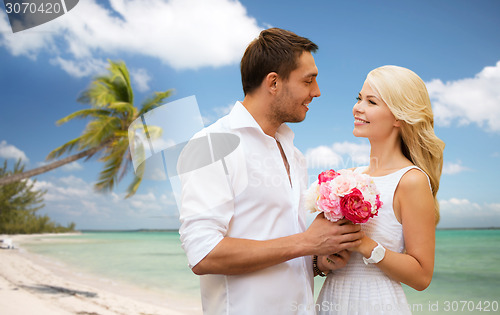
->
191, 213, 363, 276
302, 213, 363, 256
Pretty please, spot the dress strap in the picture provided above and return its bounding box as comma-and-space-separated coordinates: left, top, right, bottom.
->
397, 166, 432, 192
353, 165, 432, 191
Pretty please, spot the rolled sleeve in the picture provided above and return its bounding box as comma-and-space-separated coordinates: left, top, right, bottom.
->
180, 213, 230, 268
179, 158, 235, 268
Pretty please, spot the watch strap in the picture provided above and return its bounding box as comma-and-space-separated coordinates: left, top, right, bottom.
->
363, 242, 386, 265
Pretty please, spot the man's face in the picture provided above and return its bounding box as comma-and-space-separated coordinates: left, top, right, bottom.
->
270, 51, 321, 123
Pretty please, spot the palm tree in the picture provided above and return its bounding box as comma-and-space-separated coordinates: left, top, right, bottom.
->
0, 60, 172, 198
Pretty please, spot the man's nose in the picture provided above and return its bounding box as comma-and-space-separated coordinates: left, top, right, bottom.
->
312, 81, 321, 98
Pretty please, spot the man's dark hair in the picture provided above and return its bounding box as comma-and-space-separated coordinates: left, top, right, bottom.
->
240, 28, 318, 96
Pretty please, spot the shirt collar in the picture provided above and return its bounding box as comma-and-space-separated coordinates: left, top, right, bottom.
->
228, 101, 295, 143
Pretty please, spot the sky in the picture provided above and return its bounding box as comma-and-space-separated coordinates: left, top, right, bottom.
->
1, 0, 499, 230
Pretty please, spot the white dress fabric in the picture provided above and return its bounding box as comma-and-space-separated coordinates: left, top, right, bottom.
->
316, 166, 426, 315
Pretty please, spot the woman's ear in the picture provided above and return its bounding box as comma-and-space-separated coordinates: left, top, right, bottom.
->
394, 119, 401, 128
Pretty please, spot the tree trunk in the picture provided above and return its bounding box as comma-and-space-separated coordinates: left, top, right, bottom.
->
0, 146, 103, 186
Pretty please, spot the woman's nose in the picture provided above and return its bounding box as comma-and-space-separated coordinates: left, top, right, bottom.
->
353, 101, 364, 113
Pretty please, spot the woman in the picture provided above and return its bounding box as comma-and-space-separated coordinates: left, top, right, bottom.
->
315, 65, 445, 314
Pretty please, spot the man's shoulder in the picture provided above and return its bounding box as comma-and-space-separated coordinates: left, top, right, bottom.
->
191, 114, 232, 139
207, 114, 232, 132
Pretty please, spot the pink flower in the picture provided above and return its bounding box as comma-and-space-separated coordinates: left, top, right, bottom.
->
340, 188, 378, 224
330, 174, 356, 197
375, 195, 383, 210
317, 184, 336, 210
316, 184, 343, 221
318, 169, 340, 184
323, 206, 344, 222
304, 168, 381, 224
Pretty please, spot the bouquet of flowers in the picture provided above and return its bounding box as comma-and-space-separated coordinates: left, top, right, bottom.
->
305, 169, 382, 224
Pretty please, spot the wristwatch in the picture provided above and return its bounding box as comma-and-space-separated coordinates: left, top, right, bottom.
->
363, 242, 386, 265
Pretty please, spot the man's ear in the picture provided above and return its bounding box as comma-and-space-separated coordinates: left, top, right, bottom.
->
265, 72, 279, 94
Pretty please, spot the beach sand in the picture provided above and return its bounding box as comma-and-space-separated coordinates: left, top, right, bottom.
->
0, 234, 202, 315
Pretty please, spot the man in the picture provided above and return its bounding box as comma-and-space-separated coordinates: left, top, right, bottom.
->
179, 28, 362, 314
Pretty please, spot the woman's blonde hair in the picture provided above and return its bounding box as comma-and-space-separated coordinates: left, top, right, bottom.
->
366, 65, 445, 224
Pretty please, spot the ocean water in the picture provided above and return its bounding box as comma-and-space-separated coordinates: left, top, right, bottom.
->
21, 229, 500, 314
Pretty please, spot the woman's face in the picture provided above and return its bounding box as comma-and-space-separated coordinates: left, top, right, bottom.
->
352, 81, 399, 140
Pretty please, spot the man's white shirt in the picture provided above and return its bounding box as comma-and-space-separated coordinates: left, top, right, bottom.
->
179, 101, 314, 314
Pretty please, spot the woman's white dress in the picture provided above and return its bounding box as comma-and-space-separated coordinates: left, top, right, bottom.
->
316, 166, 426, 315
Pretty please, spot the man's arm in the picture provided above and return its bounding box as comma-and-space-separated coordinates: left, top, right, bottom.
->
192, 215, 362, 275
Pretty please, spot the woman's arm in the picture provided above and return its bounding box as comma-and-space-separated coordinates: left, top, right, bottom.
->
351, 169, 436, 291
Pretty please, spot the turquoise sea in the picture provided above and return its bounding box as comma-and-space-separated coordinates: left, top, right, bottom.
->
20, 229, 500, 314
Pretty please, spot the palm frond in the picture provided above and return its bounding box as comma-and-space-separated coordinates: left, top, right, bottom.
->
108, 102, 137, 124
143, 125, 163, 140
94, 138, 131, 193
99, 137, 128, 163
113, 130, 130, 138
46, 137, 82, 160
78, 78, 119, 107
118, 150, 132, 182
108, 60, 134, 105
94, 154, 123, 193
80, 116, 122, 148
56, 108, 112, 126
138, 90, 174, 116
77, 60, 134, 108
107, 102, 135, 113
125, 162, 144, 198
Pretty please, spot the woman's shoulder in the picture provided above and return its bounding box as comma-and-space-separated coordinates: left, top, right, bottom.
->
398, 167, 431, 193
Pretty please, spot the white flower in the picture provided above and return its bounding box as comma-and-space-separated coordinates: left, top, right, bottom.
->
304, 180, 320, 213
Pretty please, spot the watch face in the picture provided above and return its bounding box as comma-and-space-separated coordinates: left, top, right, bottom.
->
372, 245, 385, 262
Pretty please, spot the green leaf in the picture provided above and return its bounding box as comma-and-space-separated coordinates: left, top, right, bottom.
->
139, 90, 174, 116
56, 108, 112, 126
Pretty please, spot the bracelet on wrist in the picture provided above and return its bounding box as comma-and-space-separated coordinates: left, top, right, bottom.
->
313, 255, 327, 277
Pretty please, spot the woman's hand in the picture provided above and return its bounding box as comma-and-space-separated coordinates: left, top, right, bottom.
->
317, 250, 351, 272
347, 234, 378, 258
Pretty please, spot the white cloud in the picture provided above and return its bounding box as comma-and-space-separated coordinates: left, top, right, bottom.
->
61, 161, 84, 172
35, 175, 90, 201
442, 160, 468, 175
131, 68, 152, 92
0, 0, 262, 77
50, 57, 108, 78
32, 175, 179, 229
203, 103, 236, 125
0, 13, 54, 60
439, 198, 481, 212
0, 140, 29, 162
438, 198, 500, 228
305, 141, 370, 169
305, 145, 342, 169
427, 61, 500, 132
